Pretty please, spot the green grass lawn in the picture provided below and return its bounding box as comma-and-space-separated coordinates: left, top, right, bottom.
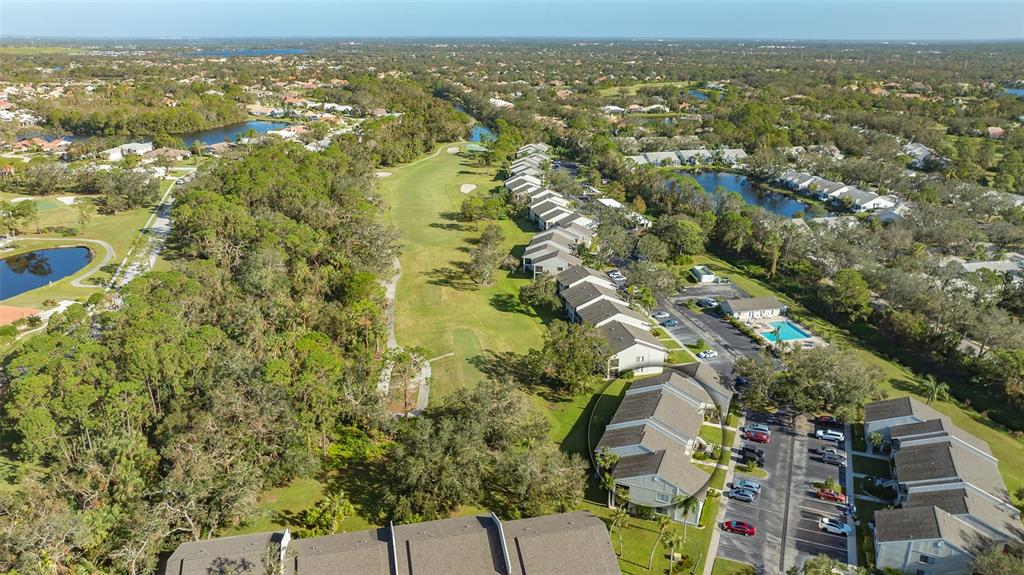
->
691, 254, 1024, 510
378, 145, 551, 403
711, 557, 756, 575
852, 455, 892, 479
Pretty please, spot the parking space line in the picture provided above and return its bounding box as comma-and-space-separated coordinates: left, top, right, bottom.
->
794, 527, 847, 542
789, 537, 847, 553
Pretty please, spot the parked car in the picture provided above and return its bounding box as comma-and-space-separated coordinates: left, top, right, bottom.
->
661, 319, 679, 328
818, 517, 853, 535
744, 431, 770, 444
818, 446, 843, 458
746, 423, 771, 436
812, 415, 843, 429
727, 488, 757, 502
652, 311, 671, 321
733, 479, 761, 493
697, 349, 718, 359
822, 452, 847, 466
816, 488, 847, 503
722, 521, 756, 536
740, 446, 766, 466
815, 429, 846, 442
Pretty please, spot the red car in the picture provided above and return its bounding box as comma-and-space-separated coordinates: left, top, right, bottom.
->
813, 415, 843, 429
816, 488, 847, 503
722, 520, 756, 536
744, 430, 770, 444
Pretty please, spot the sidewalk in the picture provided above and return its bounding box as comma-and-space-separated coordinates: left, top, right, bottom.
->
843, 426, 857, 566
702, 413, 744, 575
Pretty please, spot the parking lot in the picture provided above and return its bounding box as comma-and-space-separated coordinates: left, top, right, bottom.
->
656, 294, 762, 375
716, 414, 853, 573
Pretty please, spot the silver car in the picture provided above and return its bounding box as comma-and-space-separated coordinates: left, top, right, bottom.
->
746, 423, 771, 436
733, 479, 761, 493
822, 452, 847, 466
728, 488, 757, 503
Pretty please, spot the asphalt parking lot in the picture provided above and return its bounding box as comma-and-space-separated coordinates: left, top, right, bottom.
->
717, 414, 853, 573
657, 296, 762, 375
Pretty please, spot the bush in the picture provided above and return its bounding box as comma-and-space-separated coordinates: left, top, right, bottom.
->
634, 505, 656, 520
26, 316, 42, 327
87, 292, 104, 306
43, 299, 57, 307
0, 325, 16, 337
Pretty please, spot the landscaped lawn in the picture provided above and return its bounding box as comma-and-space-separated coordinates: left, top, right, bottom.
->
711, 557, 756, 575
852, 455, 892, 479
378, 144, 551, 403
692, 254, 1024, 510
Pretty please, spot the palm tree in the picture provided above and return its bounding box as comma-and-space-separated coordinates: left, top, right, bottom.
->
922, 376, 950, 405
663, 530, 684, 574
648, 516, 670, 570
671, 495, 699, 544
869, 432, 885, 452
602, 472, 618, 508
610, 508, 629, 557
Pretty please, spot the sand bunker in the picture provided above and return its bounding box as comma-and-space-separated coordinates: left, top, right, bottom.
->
374, 171, 393, 178
459, 184, 477, 194
447, 146, 460, 154
56, 196, 77, 205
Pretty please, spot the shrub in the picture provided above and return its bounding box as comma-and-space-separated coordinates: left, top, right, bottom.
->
26, 316, 42, 327
0, 325, 16, 337
634, 505, 656, 520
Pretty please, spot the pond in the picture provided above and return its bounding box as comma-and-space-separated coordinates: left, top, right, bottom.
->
0, 246, 93, 300
175, 120, 290, 146
689, 171, 813, 218
469, 125, 494, 142
1005, 87, 1024, 98
688, 89, 709, 101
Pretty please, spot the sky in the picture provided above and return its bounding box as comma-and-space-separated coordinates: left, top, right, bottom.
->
1, 0, 1022, 41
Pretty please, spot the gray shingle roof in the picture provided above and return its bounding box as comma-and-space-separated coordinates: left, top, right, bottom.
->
613, 449, 710, 495
864, 396, 943, 423
608, 389, 702, 442
894, 442, 1008, 502
561, 282, 621, 310
905, 488, 1023, 542
577, 299, 646, 326
722, 297, 782, 313
874, 506, 984, 551
556, 265, 607, 288
599, 320, 664, 354
890, 417, 993, 456
166, 512, 620, 575
629, 370, 732, 411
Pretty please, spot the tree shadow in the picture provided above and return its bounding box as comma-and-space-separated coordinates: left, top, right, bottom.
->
490, 293, 525, 314
512, 216, 538, 234
429, 222, 472, 232
317, 458, 389, 525
468, 349, 537, 386
425, 264, 477, 291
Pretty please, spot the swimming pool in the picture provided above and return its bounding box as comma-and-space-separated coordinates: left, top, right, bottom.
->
761, 320, 811, 342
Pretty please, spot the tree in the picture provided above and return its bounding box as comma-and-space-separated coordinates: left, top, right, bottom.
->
610, 507, 629, 557
820, 268, 872, 321
921, 375, 950, 405
518, 274, 561, 311
467, 224, 505, 285
76, 199, 97, 233
673, 495, 698, 544
654, 215, 705, 258
648, 515, 670, 570
635, 234, 669, 263
490, 443, 587, 517
625, 261, 677, 300
734, 347, 880, 420
293, 492, 355, 537
788, 554, 847, 575
869, 432, 885, 451
663, 530, 684, 574
971, 541, 1024, 575
530, 320, 610, 395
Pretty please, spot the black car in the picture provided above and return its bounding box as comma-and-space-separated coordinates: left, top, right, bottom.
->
812, 415, 844, 429
740, 446, 766, 466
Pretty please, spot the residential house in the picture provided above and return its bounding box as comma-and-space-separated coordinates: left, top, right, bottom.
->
555, 265, 617, 294
902, 142, 936, 169
164, 511, 621, 575
517, 142, 551, 157
601, 320, 667, 376
577, 299, 650, 329
526, 249, 582, 277
510, 164, 544, 179
676, 149, 714, 165
562, 282, 627, 320
141, 148, 190, 163
504, 173, 543, 192
643, 151, 681, 166
808, 177, 853, 201
720, 297, 783, 321
864, 397, 947, 441
203, 142, 234, 156
874, 506, 985, 575
626, 155, 649, 165
778, 171, 817, 191
101, 141, 154, 161
717, 148, 748, 166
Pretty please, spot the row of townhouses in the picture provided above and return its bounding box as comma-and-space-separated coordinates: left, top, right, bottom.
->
777, 170, 902, 213
596, 367, 731, 525
625, 147, 748, 167
163, 511, 621, 575
864, 397, 1022, 575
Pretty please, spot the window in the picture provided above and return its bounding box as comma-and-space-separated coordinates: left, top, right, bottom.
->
656, 493, 669, 503
918, 555, 935, 565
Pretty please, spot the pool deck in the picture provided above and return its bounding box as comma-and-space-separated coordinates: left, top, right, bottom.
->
749, 316, 826, 350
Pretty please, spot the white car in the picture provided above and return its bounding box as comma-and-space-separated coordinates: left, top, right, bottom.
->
746, 423, 771, 436
818, 517, 852, 536
697, 350, 719, 359
652, 311, 671, 321
815, 429, 846, 442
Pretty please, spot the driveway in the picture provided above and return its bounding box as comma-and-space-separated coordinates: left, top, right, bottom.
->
716, 414, 852, 572
658, 296, 762, 377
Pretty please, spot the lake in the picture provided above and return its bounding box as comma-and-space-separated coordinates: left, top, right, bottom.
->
175, 120, 290, 146
690, 171, 812, 218
0, 246, 93, 300
688, 89, 709, 101
469, 125, 494, 142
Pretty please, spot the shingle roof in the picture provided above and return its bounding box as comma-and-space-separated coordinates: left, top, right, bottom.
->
905, 488, 1022, 542
864, 396, 943, 423
167, 512, 620, 575
561, 282, 622, 310
608, 389, 702, 442
894, 442, 1008, 502
722, 297, 782, 313
531, 250, 581, 267
629, 370, 732, 411
613, 449, 711, 495
874, 506, 985, 552
890, 417, 993, 456
599, 320, 664, 354
576, 299, 646, 326
556, 265, 608, 288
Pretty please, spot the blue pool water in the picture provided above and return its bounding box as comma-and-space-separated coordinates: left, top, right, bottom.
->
1005, 87, 1024, 98
470, 125, 494, 142
1, 247, 93, 300
761, 320, 811, 342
